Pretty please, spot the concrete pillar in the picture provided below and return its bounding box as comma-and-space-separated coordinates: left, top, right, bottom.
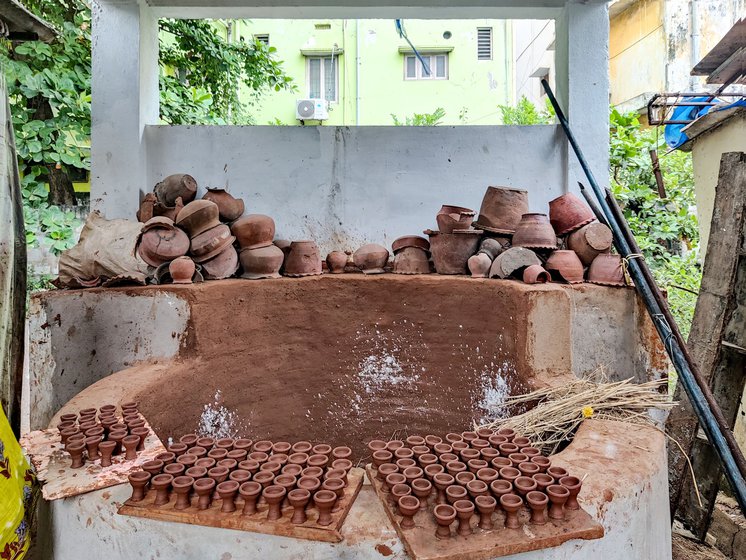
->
555, 0, 610, 195
91, 0, 158, 219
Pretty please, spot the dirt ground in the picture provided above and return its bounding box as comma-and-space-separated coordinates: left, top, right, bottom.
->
673, 533, 730, 560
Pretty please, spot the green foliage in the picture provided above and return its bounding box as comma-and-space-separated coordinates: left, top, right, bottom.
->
498, 96, 554, 125
391, 107, 446, 126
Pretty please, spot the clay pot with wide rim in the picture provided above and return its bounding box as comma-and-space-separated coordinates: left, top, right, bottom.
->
473, 186, 529, 234
426, 229, 482, 275
549, 192, 595, 235
567, 222, 613, 265
393, 246, 431, 275
200, 244, 239, 280
588, 253, 626, 286
190, 224, 234, 263
169, 256, 196, 284
392, 235, 430, 254
436, 205, 476, 233
545, 250, 584, 283
313, 489, 337, 526
176, 200, 221, 238
284, 240, 322, 277
468, 253, 492, 278
326, 251, 348, 274
239, 245, 284, 279
154, 174, 197, 207
511, 213, 558, 250
202, 188, 245, 222
522, 264, 551, 284
138, 220, 190, 267
353, 243, 389, 274
475, 495, 496, 530
231, 215, 275, 250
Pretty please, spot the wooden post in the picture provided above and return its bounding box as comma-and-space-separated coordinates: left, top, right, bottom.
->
668, 152, 746, 538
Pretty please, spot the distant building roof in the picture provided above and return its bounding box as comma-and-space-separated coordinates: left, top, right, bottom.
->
0, 0, 56, 43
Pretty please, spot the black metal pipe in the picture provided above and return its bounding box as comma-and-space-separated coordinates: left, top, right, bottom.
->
577, 182, 608, 227
542, 78, 746, 514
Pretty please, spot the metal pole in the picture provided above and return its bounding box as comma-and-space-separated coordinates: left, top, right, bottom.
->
541, 78, 746, 514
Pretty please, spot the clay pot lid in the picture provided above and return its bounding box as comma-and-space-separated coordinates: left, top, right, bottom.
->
392, 235, 430, 254
141, 216, 176, 233
190, 224, 234, 261
175, 199, 221, 238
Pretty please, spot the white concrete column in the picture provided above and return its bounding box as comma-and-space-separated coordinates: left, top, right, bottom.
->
555, 0, 610, 194
91, 0, 158, 219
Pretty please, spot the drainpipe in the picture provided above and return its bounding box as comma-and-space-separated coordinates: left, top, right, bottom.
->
355, 19, 361, 125
690, 0, 700, 89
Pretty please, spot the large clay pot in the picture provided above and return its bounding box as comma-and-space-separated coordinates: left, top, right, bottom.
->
200, 245, 239, 280
203, 188, 245, 222
567, 222, 613, 266
511, 214, 557, 250
326, 251, 348, 274
426, 229, 482, 275
392, 235, 430, 254
436, 205, 476, 233
138, 221, 190, 267
549, 193, 595, 235
169, 256, 196, 284
545, 250, 584, 283
392, 246, 430, 275
284, 241, 322, 277
239, 245, 284, 279
190, 224, 235, 263
489, 247, 541, 279
176, 200, 221, 238
588, 253, 626, 286
231, 215, 275, 250
154, 174, 197, 206
353, 243, 389, 274
473, 186, 529, 234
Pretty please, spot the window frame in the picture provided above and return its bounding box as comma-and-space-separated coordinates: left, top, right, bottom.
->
306, 55, 339, 103
477, 27, 493, 61
403, 54, 449, 81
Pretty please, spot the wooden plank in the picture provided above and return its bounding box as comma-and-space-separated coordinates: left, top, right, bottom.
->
20, 420, 167, 501
691, 18, 746, 75
365, 465, 603, 560
706, 47, 746, 85
668, 152, 746, 538
118, 467, 365, 543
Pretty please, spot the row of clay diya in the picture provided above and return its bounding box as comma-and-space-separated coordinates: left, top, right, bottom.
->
128, 436, 354, 526
56, 402, 149, 468
367, 429, 582, 538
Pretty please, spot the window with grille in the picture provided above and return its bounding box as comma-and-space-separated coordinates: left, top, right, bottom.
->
477, 27, 492, 60
404, 54, 448, 80
254, 34, 269, 46
307, 56, 338, 102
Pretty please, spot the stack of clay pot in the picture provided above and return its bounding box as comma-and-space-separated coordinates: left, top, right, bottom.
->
426, 205, 483, 275
391, 236, 431, 275
137, 173, 198, 222
231, 215, 284, 279
126, 436, 355, 527
138, 217, 190, 268
366, 427, 584, 539
177, 199, 238, 280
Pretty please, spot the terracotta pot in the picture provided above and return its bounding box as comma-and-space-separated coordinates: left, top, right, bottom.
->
172, 475, 195, 510
547, 484, 570, 520
434, 504, 456, 538
239, 245, 284, 279
176, 200, 221, 238
445, 484, 467, 505
477, 237, 505, 259
132, 426, 150, 451
274, 239, 292, 272
588, 253, 626, 286
411, 478, 432, 509
138, 222, 190, 267
151, 473, 173, 506
398, 495, 420, 529
122, 435, 140, 461
432, 473, 454, 505
169, 257, 195, 284
427, 229, 482, 275
203, 188, 245, 222
217, 480, 240, 513
473, 186, 529, 234
288, 488, 311, 524
500, 494, 522, 529
527, 490, 549, 525
153, 197, 185, 222
99, 441, 116, 467
523, 264, 551, 284
154, 174, 197, 206
453, 499, 475, 536
231, 214, 275, 249
137, 193, 156, 223
284, 240, 322, 277
567, 222, 613, 265
67, 441, 86, 468
326, 251, 348, 273
392, 246, 431, 275
239, 481, 262, 515
468, 253, 492, 278
128, 471, 151, 502
518, 462, 540, 477
475, 495, 496, 530
436, 205, 476, 233
560, 475, 582, 510
514, 475, 538, 497
490, 479, 512, 505
194, 477, 216, 510
549, 192, 595, 235
313, 489, 337, 526
531, 456, 551, 473
353, 243, 389, 274
190, 224, 234, 263
512, 213, 557, 250
489, 247, 541, 279
545, 250, 585, 283
201, 244, 239, 280
392, 235, 430, 254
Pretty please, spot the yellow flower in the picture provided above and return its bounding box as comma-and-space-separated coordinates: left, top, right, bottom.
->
582, 406, 594, 418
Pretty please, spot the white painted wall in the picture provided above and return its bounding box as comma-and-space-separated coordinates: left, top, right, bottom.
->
512, 19, 555, 107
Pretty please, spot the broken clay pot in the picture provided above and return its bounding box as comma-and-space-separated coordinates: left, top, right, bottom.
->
489, 247, 541, 279
239, 245, 284, 279
427, 229, 482, 275
190, 224, 234, 263
436, 205, 476, 233
522, 264, 551, 284
175, 200, 221, 238
138, 221, 190, 267
202, 188, 245, 222
325, 251, 348, 274
353, 244, 389, 274
567, 222, 613, 266
392, 235, 430, 254
154, 174, 197, 207
153, 197, 185, 222
473, 186, 529, 234
284, 240, 322, 277
169, 256, 196, 284
231, 214, 275, 250
477, 237, 505, 260
545, 250, 584, 284
136, 193, 156, 223
511, 213, 558, 250
588, 253, 626, 286
468, 252, 492, 278
200, 244, 239, 280
392, 246, 431, 275
549, 192, 595, 235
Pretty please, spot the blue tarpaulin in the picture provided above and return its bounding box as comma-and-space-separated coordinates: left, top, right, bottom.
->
666, 97, 746, 149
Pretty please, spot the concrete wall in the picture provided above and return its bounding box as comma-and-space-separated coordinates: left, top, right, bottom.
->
512, 19, 555, 107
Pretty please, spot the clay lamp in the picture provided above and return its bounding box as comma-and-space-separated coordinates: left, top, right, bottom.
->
100, 417, 118, 435
466, 479, 489, 501
292, 441, 313, 454
475, 495, 497, 530
208, 466, 230, 486
142, 460, 165, 477
176, 454, 198, 468
307, 454, 329, 470
331, 459, 353, 473
405, 435, 426, 448
110, 422, 128, 433
99, 441, 116, 467
127, 419, 146, 432
432, 443, 452, 456
512, 436, 531, 447
79, 420, 98, 433
498, 442, 519, 456
514, 476, 538, 498
321, 477, 345, 512
372, 450, 393, 469
313, 490, 337, 526
325, 468, 348, 486
496, 428, 515, 441
445, 461, 467, 477
411, 446, 429, 460
239, 460, 260, 475
518, 462, 541, 478
297, 476, 322, 497
508, 453, 528, 468
391, 483, 412, 506
471, 439, 490, 452
490, 479, 513, 505
533, 473, 554, 493
559, 476, 582, 510
488, 434, 508, 447
164, 463, 186, 477
282, 464, 303, 478
168, 442, 189, 457
500, 494, 523, 529
79, 407, 97, 418
196, 437, 215, 450
476, 467, 499, 487
122, 434, 140, 461
418, 453, 438, 469
475, 427, 493, 439
234, 439, 253, 452
171, 475, 195, 510
66, 441, 86, 469
384, 473, 406, 495
249, 451, 269, 464
219, 458, 239, 471
453, 499, 475, 536
411, 478, 432, 509
547, 466, 569, 481
132, 427, 150, 451
283, 453, 307, 470
424, 464, 444, 481
468, 459, 488, 474
252, 470, 277, 505
398, 495, 420, 529
396, 458, 416, 471
459, 448, 480, 463
57, 420, 76, 433
60, 413, 78, 424
455, 471, 475, 486
301, 466, 324, 480
531, 456, 551, 472
353, 243, 389, 274
239, 481, 262, 515
526, 491, 549, 525
217, 480, 240, 513
151, 473, 174, 506
481, 448, 499, 463
272, 441, 292, 455
276, 474, 298, 507
451, 441, 469, 453
384, 440, 404, 453
549, 192, 595, 235
499, 466, 521, 485
195, 457, 216, 470
253, 440, 273, 454
227, 449, 248, 462
425, 435, 442, 448
128, 471, 151, 502
60, 427, 79, 446
186, 466, 208, 480
65, 432, 85, 450
193, 477, 216, 510
439, 453, 458, 465
207, 448, 228, 461
326, 251, 348, 274
367, 440, 387, 454
434, 504, 457, 539
121, 400, 139, 412
547, 484, 570, 520
288, 488, 311, 524
402, 466, 423, 485
269, 453, 288, 466
216, 437, 236, 451
433, 473, 454, 504
520, 446, 541, 458
394, 447, 414, 460
84, 425, 105, 438
445, 485, 467, 505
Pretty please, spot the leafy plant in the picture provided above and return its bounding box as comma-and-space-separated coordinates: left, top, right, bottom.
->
391, 107, 446, 126
498, 96, 554, 125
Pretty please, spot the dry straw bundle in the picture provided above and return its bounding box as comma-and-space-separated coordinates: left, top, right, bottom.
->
476, 374, 675, 455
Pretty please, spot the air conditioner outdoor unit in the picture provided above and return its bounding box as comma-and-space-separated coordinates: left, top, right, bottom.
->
296, 99, 329, 121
